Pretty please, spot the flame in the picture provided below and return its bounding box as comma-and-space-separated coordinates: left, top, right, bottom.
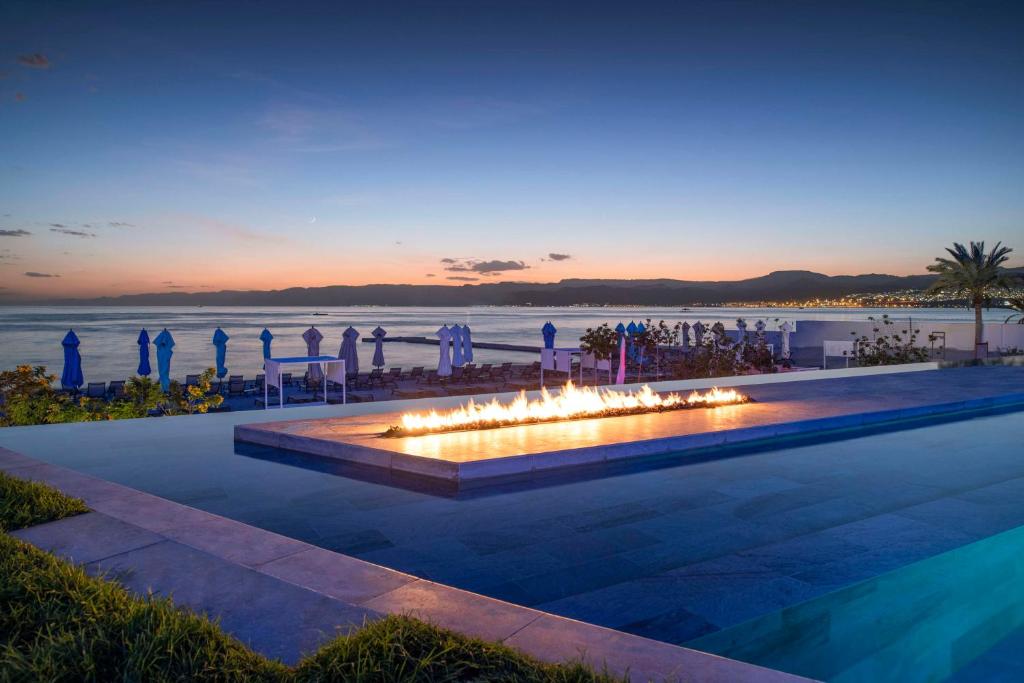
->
384, 382, 747, 437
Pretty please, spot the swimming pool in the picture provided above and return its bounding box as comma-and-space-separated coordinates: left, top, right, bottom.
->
2, 401, 1023, 680
690, 523, 1024, 681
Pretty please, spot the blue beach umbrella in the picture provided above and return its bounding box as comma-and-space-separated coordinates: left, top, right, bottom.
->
259, 328, 273, 359
634, 321, 646, 362
137, 329, 152, 376
542, 321, 557, 349
212, 328, 229, 378
61, 330, 84, 391
371, 326, 386, 369
154, 329, 175, 391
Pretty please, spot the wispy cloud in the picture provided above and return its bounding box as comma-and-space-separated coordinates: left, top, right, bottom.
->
0, 229, 31, 237
50, 227, 96, 238
108, 221, 135, 228
17, 53, 50, 69
178, 215, 284, 243
423, 96, 552, 130
174, 157, 264, 187
24, 271, 58, 278
447, 276, 479, 282
442, 258, 530, 274
546, 252, 572, 261
259, 104, 386, 153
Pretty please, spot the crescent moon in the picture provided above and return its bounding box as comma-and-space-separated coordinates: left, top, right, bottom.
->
309, 216, 317, 224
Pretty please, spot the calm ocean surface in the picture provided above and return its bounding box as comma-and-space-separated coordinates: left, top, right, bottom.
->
0, 306, 996, 383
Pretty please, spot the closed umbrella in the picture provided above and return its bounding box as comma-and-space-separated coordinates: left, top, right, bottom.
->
693, 321, 706, 347
340, 326, 360, 376
302, 326, 324, 381
635, 321, 647, 378
462, 324, 474, 363
137, 329, 152, 376
436, 325, 452, 376
625, 321, 638, 361
780, 321, 793, 360
212, 328, 229, 378
259, 328, 273, 359
450, 324, 465, 367
680, 322, 691, 350
614, 324, 627, 385
371, 326, 386, 368
542, 321, 557, 349
61, 329, 84, 391
154, 329, 175, 391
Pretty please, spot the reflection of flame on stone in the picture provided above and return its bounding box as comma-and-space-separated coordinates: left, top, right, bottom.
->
382, 381, 749, 437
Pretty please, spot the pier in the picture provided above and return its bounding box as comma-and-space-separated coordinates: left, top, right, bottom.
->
362, 336, 539, 353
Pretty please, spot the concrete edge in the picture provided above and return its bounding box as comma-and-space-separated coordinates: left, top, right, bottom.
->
0, 445, 812, 682
233, 391, 1024, 488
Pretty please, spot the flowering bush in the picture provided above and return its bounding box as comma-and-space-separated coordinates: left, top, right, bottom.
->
850, 315, 930, 366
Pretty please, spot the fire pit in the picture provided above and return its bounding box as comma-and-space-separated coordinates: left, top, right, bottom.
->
383, 382, 748, 437
234, 381, 756, 491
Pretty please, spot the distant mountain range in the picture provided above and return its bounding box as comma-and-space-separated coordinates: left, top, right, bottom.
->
33, 268, 1024, 307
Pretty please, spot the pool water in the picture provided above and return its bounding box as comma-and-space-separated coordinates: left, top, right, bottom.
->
690, 523, 1024, 681
2, 404, 1023, 680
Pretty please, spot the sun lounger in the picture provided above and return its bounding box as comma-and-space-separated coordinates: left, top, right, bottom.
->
184, 374, 199, 387
409, 366, 424, 382
228, 378, 246, 396
107, 380, 125, 399
85, 382, 106, 399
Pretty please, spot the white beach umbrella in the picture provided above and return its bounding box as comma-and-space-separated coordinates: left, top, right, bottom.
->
302, 326, 324, 381
462, 324, 473, 363
436, 325, 453, 376
340, 326, 360, 376
371, 326, 386, 368
450, 323, 465, 367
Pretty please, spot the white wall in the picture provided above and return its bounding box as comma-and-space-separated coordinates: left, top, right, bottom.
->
791, 320, 1024, 351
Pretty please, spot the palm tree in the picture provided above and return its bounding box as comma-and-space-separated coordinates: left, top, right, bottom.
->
926, 241, 1014, 349
1004, 298, 1024, 324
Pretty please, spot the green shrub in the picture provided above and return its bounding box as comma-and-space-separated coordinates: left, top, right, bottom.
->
0, 533, 620, 682
297, 614, 614, 683
0, 471, 88, 532
1, 471, 621, 683
0, 533, 286, 682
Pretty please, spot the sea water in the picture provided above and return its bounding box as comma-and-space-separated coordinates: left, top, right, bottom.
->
0, 305, 995, 383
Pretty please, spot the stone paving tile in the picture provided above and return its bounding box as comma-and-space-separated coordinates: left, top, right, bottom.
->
535, 525, 662, 564
11, 512, 163, 565
87, 489, 217, 533
258, 546, 415, 604
620, 606, 720, 644
88, 540, 380, 664
660, 571, 822, 631
361, 580, 541, 644
161, 515, 309, 568
317, 528, 395, 555
494, 554, 650, 606
504, 612, 805, 683
894, 496, 1024, 539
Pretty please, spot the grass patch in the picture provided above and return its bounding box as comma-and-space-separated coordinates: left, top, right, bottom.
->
0, 471, 88, 532
0, 475, 622, 682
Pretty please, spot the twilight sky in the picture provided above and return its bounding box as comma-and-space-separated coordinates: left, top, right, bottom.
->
1, 1, 1022, 300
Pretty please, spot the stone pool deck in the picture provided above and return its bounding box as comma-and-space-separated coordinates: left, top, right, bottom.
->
0, 447, 805, 682
234, 365, 1024, 488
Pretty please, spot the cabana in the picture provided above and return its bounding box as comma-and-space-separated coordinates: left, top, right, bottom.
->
263, 355, 346, 409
